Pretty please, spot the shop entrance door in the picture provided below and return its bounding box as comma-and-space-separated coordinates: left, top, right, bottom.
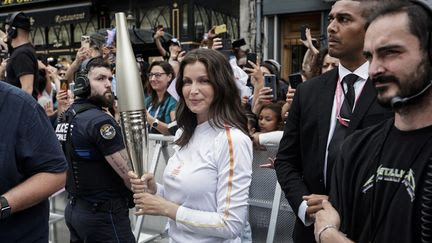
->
281, 13, 321, 80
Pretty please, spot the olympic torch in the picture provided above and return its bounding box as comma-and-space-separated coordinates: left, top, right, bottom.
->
115, 12, 149, 177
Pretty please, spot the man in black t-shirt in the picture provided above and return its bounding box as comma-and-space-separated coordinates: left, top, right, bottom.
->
4, 12, 39, 99
314, 1, 432, 243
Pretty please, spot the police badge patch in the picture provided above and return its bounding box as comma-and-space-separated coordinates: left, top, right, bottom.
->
100, 124, 116, 139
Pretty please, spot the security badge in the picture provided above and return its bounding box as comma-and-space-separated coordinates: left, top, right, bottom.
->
100, 124, 116, 140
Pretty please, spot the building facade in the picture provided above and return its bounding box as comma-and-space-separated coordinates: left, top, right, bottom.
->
260, 0, 335, 80
0, 0, 240, 62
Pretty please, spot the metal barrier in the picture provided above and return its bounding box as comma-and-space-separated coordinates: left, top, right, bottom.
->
249, 147, 295, 243
48, 189, 67, 243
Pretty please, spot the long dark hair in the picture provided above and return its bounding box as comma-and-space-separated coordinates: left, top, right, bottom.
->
175, 49, 248, 147
148, 61, 175, 106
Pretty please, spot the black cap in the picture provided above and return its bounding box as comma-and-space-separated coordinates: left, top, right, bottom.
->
6, 12, 31, 31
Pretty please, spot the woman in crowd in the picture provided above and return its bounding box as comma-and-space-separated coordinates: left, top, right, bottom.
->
319, 47, 339, 74
145, 61, 177, 135
129, 49, 252, 242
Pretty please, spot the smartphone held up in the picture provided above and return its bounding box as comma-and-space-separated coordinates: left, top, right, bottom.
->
214, 24, 227, 35
264, 74, 278, 102
60, 79, 69, 91
288, 73, 303, 89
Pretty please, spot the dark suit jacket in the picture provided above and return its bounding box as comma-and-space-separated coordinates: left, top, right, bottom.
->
274, 68, 393, 243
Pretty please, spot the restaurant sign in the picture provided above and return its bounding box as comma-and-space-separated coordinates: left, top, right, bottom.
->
0, 2, 91, 27
0, 0, 50, 8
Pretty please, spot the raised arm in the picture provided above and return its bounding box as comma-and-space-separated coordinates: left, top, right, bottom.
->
65, 47, 90, 83
154, 28, 168, 58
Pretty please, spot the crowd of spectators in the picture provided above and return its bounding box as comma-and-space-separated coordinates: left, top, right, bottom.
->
0, 21, 338, 151
4, 1, 431, 242
0, 14, 339, 241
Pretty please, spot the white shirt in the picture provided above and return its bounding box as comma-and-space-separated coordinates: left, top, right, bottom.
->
157, 121, 253, 242
298, 62, 369, 226
258, 131, 283, 147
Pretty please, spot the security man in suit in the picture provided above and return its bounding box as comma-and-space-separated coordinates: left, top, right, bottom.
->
56, 57, 135, 242
274, 1, 393, 242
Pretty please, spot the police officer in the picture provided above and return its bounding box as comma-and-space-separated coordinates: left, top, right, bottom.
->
56, 57, 135, 242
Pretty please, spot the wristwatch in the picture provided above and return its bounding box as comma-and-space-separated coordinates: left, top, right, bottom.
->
0, 196, 11, 220
152, 119, 159, 128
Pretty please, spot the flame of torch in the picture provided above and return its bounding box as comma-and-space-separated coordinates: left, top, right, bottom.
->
115, 12, 149, 177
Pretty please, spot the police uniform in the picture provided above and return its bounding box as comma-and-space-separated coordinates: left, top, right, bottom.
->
56, 98, 135, 243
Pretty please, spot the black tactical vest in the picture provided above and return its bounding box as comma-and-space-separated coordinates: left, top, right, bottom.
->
57, 102, 127, 198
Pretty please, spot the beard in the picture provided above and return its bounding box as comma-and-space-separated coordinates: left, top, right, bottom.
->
88, 91, 114, 108
371, 58, 431, 109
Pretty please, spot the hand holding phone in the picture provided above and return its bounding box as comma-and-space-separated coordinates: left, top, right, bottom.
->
264, 74, 278, 102
232, 38, 246, 48
289, 72, 303, 89
211, 37, 223, 50
60, 79, 68, 91
244, 53, 257, 72
214, 24, 227, 35
300, 25, 307, 41
154, 25, 164, 38
214, 24, 231, 50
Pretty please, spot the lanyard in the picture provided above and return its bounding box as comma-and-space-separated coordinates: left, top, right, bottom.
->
148, 105, 161, 120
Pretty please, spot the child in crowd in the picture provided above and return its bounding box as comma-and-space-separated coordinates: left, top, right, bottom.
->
258, 102, 283, 133
250, 102, 285, 149
252, 102, 285, 168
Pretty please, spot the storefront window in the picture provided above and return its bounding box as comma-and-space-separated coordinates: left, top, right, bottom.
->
194, 5, 209, 40
48, 24, 71, 47
73, 17, 98, 43
30, 27, 45, 46
136, 6, 170, 31
194, 4, 238, 41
